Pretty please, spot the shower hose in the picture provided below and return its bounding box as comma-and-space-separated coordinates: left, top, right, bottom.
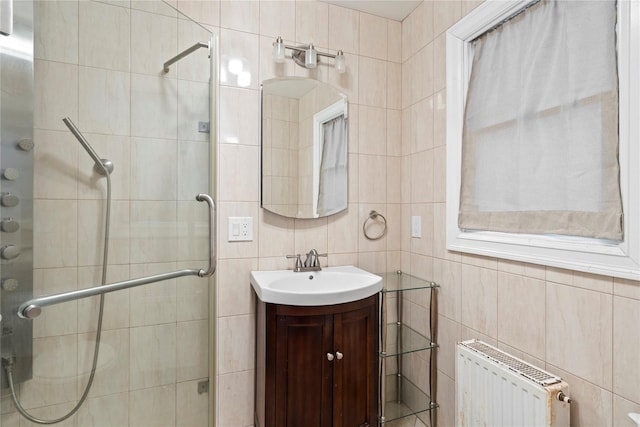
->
4, 167, 112, 424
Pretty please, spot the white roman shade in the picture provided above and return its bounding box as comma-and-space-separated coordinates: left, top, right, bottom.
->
459, 0, 623, 240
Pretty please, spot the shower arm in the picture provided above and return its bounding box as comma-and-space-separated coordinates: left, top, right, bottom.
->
17, 193, 216, 320
163, 41, 209, 73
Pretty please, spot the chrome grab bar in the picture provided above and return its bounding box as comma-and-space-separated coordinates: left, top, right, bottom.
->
163, 41, 209, 73
17, 193, 216, 320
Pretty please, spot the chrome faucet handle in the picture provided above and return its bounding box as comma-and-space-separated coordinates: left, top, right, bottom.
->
315, 253, 328, 267
286, 254, 303, 271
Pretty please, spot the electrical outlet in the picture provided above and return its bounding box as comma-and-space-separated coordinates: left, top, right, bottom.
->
228, 217, 253, 241
411, 215, 422, 238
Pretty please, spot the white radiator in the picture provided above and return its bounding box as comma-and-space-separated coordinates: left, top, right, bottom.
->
456, 340, 570, 427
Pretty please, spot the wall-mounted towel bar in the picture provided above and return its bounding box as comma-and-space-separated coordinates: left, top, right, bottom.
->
17, 193, 216, 320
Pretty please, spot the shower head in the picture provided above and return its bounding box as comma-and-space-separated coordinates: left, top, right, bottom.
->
62, 117, 114, 176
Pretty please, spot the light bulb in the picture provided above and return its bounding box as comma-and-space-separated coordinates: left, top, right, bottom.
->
335, 50, 346, 74
272, 36, 285, 63
305, 44, 317, 69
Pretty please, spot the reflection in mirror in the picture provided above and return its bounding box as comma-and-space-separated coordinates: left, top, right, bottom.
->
261, 77, 348, 218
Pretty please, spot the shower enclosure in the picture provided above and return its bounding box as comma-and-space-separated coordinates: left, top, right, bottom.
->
0, 1, 216, 425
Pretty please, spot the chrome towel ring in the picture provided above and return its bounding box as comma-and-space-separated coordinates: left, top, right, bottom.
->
363, 210, 387, 240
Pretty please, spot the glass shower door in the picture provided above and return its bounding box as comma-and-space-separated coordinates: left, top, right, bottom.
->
1, 1, 215, 426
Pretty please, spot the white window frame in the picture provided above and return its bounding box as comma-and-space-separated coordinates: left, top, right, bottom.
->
446, 0, 640, 280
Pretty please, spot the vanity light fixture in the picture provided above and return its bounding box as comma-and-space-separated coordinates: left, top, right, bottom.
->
272, 36, 346, 74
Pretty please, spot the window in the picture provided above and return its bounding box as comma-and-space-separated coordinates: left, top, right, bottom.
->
446, 0, 640, 280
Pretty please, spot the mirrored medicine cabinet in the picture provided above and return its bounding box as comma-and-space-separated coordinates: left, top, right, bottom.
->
261, 77, 348, 219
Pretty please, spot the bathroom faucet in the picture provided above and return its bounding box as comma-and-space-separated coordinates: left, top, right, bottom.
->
285, 249, 327, 272
304, 249, 319, 268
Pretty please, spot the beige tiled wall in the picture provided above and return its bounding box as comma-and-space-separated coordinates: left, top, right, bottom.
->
211, 1, 402, 425
401, 2, 640, 427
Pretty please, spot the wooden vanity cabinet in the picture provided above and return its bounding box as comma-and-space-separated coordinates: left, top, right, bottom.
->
255, 294, 379, 427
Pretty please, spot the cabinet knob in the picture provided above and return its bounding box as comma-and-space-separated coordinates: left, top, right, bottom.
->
326, 353, 334, 361
336, 351, 343, 360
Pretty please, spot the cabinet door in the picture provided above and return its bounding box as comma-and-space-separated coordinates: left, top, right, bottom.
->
332, 298, 379, 427
274, 313, 334, 427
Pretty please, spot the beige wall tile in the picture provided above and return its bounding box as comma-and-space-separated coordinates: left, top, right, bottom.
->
329, 5, 359, 55
221, 0, 259, 33
360, 13, 387, 60
433, 258, 461, 322
130, 137, 178, 200
260, 1, 295, 40
129, 385, 176, 426
33, 130, 79, 200
77, 393, 129, 426
613, 395, 640, 427
130, 324, 177, 389
613, 296, 640, 403
218, 144, 260, 201
131, 9, 177, 76
433, 0, 462, 37
176, 380, 209, 427
34, 60, 78, 131
35, 0, 78, 64
296, 1, 329, 48
131, 74, 178, 139
359, 106, 387, 155
497, 272, 545, 359
177, 319, 208, 381
461, 265, 497, 338
387, 20, 402, 63
328, 208, 359, 254
358, 154, 387, 203
177, 0, 219, 26
218, 315, 255, 374
33, 199, 78, 269
546, 283, 613, 388
217, 258, 258, 318
217, 370, 255, 427
79, 1, 130, 71
358, 57, 387, 107
130, 201, 178, 263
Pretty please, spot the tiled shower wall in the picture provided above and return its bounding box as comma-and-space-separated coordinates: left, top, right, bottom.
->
400, 2, 640, 427
2, 1, 211, 425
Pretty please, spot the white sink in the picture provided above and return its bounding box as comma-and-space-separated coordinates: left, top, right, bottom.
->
250, 265, 382, 306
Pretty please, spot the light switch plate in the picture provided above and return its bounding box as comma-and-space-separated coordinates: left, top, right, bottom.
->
228, 217, 253, 241
411, 215, 422, 238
